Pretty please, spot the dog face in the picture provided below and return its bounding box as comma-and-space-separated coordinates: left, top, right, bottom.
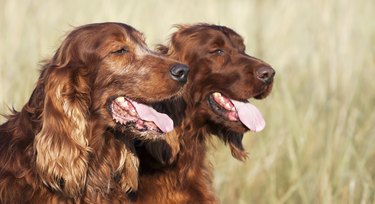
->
34, 22, 188, 196
160, 24, 274, 160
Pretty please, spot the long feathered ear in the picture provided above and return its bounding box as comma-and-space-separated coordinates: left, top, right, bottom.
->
34, 39, 91, 197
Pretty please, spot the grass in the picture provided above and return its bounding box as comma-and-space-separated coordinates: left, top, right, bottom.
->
1, 0, 374, 203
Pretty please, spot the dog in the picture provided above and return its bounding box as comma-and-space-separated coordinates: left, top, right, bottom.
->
134, 24, 275, 204
0, 22, 188, 203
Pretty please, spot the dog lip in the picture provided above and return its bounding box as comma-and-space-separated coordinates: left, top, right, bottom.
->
107, 96, 169, 135
207, 92, 239, 121
253, 85, 271, 99
207, 92, 266, 132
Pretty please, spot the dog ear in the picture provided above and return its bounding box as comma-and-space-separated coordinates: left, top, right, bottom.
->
118, 138, 140, 193
34, 38, 91, 197
156, 24, 192, 62
155, 44, 169, 55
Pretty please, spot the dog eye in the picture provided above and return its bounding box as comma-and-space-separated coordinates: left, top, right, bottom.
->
210, 49, 224, 55
112, 48, 128, 55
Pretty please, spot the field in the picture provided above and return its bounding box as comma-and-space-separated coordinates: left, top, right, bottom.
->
1, 0, 374, 203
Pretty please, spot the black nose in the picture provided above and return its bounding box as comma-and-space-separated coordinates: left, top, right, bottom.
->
255, 66, 275, 84
170, 64, 189, 83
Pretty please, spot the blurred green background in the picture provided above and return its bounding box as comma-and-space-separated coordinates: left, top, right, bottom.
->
1, 0, 374, 203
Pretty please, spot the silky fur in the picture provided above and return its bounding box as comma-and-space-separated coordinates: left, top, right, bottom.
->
0, 22, 185, 203
134, 24, 275, 204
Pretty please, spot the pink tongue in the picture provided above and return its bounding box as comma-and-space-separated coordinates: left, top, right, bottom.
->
230, 99, 265, 132
130, 100, 174, 133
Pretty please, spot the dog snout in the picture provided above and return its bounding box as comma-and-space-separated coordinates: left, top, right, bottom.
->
170, 64, 189, 83
255, 66, 275, 84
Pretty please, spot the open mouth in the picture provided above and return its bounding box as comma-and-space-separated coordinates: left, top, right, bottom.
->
208, 92, 265, 132
110, 97, 174, 134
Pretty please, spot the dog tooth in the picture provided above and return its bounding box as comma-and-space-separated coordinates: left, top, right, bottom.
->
225, 103, 232, 110
220, 96, 225, 103
213, 92, 221, 98
123, 101, 129, 108
130, 109, 137, 116
116, 97, 125, 103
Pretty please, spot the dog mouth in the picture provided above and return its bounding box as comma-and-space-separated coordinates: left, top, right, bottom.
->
110, 96, 174, 134
208, 92, 265, 132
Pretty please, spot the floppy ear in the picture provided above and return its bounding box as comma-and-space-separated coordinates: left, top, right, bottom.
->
34, 45, 91, 197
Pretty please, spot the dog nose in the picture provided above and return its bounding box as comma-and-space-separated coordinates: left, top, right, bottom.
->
170, 64, 189, 83
255, 66, 275, 84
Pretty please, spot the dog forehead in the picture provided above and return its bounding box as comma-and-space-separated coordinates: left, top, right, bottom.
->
178, 28, 243, 51
92, 33, 148, 58
207, 30, 245, 50
81, 23, 143, 46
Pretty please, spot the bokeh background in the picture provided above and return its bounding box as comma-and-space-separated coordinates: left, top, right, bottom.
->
1, 0, 374, 203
